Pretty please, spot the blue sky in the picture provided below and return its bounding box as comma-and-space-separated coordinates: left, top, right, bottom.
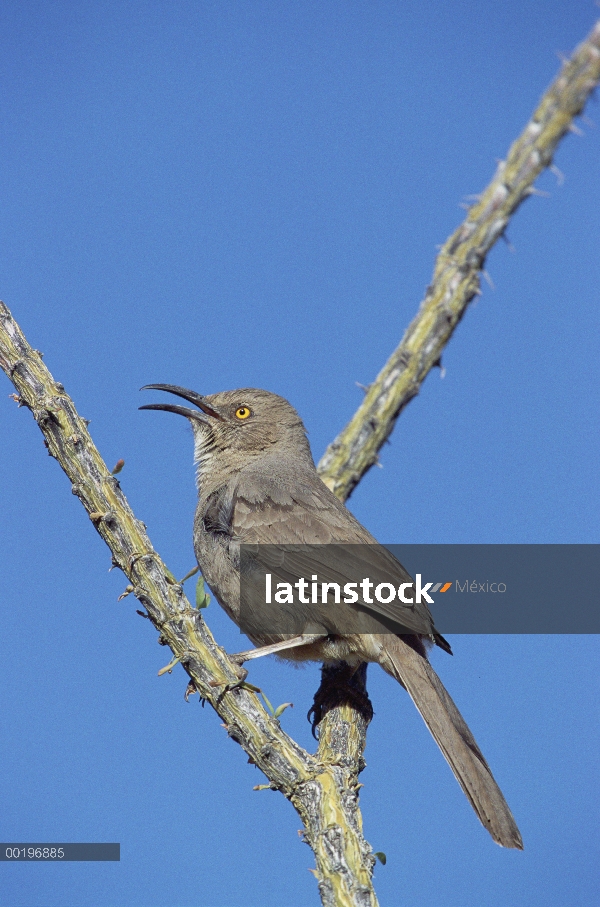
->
0, 2, 598, 905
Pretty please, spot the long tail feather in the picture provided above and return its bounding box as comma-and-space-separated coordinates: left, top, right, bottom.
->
378, 637, 523, 849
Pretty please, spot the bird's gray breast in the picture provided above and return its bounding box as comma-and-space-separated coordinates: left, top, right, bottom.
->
193, 487, 242, 625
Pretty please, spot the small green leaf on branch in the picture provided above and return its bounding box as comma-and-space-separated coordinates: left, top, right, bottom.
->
195, 575, 210, 609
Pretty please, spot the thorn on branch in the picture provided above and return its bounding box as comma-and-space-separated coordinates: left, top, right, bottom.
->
158, 655, 181, 676
89, 510, 116, 526
482, 270, 495, 290
525, 186, 551, 198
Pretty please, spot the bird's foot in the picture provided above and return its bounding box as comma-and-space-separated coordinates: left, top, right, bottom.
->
308, 661, 373, 737
228, 651, 250, 667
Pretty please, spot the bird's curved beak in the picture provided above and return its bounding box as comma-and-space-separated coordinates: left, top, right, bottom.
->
139, 384, 226, 423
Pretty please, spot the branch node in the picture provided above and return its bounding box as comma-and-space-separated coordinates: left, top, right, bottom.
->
36, 407, 61, 426
128, 551, 156, 570
89, 510, 116, 526
8, 357, 26, 377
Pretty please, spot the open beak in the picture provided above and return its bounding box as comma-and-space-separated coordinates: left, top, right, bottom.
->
139, 384, 225, 423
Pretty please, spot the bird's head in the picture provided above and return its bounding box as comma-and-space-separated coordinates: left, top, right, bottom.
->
140, 384, 313, 481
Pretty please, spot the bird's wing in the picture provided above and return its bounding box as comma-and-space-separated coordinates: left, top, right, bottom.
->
224, 468, 439, 638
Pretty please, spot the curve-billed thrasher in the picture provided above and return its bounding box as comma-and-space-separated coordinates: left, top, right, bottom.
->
141, 384, 522, 849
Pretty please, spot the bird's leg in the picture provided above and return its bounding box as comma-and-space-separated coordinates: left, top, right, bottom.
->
208, 635, 325, 697
230, 633, 326, 664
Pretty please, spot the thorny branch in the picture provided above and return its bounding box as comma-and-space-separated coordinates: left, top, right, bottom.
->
318, 20, 600, 501
0, 302, 378, 907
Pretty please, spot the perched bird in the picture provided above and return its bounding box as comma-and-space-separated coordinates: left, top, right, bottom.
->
141, 384, 522, 849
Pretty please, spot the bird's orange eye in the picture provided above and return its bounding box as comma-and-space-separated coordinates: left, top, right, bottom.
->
235, 406, 252, 420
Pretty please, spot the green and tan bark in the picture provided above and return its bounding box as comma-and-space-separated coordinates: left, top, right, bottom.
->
0, 302, 377, 907
318, 20, 600, 500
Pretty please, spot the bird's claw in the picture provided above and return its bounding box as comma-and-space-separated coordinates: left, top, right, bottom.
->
208, 662, 251, 693
209, 679, 260, 704
184, 679, 198, 701
230, 660, 249, 682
